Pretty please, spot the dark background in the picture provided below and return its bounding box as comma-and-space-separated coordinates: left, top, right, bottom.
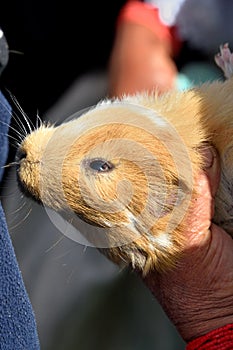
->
0, 1, 126, 117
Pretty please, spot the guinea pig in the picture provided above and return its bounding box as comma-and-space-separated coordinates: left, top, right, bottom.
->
16, 44, 233, 275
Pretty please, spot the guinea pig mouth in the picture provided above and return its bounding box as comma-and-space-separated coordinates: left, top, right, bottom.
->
16, 172, 42, 204
15, 150, 42, 204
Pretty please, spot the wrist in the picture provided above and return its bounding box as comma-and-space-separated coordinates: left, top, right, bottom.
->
175, 303, 233, 342
109, 21, 178, 95
146, 274, 233, 342
144, 224, 233, 342
115, 20, 174, 60
186, 323, 233, 349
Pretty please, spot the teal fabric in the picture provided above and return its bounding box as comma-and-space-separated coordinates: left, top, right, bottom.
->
175, 62, 223, 90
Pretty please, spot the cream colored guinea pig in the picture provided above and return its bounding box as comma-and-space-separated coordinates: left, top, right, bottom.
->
16, 45, 233, 275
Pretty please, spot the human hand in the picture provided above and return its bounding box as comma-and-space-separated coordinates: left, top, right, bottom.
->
143, 146, 233, 342
108, 22, 178, 97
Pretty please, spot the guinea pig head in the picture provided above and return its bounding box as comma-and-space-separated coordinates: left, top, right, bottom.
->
17, 101, 195, 274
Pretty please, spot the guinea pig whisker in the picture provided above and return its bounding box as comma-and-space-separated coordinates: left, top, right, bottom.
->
8, 49, 24, 56
0, 119, 25, 142
0, 119, 19, 134
35, 110, 43, 130
8, 199, 28, 215
10, 111, 28, 139
0, 132, 22, 148
1, 186, 31, 228
6, 90, 35, 136
19, 109, 33, 134
52, 247, 75, 262
0, 96, 13, 118
45, 235, 65, 253
67, 268, 77, 284
0, 131, 18, 143
1, 161, 19, 169
116, 265, 128, 276
9, 206, 32, 231
12, 104, 32, 135
0, 187, 19, 198
2, 197, 28, 220
11, 142, 21, 150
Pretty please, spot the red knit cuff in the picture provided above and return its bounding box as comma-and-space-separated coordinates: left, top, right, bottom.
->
186, 324, 233, 350
117, 0, 182, 55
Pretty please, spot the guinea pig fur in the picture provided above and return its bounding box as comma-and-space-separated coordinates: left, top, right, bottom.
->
15, 73, 233, 275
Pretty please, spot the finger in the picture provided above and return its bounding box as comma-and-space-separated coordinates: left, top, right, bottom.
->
180, 149, 217, 246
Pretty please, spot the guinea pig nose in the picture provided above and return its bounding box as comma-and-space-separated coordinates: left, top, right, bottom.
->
15, 148, 27, 162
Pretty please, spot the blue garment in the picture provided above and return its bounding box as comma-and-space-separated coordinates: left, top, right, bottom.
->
0, 91, 40, 349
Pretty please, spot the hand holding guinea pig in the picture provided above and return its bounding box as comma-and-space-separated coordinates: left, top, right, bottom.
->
144, 146, 233, 344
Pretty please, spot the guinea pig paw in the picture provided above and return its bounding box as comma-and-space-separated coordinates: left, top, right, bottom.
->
215, 43, 233, 79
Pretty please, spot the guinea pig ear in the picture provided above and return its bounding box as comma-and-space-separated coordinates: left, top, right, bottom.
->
169, 178, 189, 208
198, 142, 215, 169
148, 178, 190, 220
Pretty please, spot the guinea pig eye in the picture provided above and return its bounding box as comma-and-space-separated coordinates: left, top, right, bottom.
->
89, 159, 114, 173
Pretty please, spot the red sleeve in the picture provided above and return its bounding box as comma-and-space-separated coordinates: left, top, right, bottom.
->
116, 0, 182, 56
186, 324, 233, 350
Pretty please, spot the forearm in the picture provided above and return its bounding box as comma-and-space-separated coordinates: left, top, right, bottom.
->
116, 0, 182, 55
108, 1, 181, 96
